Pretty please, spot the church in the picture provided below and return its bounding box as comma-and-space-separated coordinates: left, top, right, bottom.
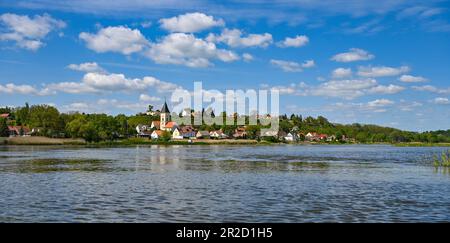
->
151, 101, 177, 132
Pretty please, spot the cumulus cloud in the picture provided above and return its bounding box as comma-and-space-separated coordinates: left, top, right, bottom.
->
357, 65, 410, 77
0, 83, 52, 96
63, 99, 152, 113
413, 85, 450, 94
302, 60, 315, 68
332, 68, 352, 78
367, 99, 395, 107
67, 62, 106, 73
145, 32, 239, 67
277, 35, 309, 48
139, 94, 161, 102
368, 84, 405, 94
206, 28, 273, 48
0, 13, 66, 51
431, 97, 450, 105
269, 78, 404, 99
331, 48, 374, 62
328, 99, 395, 113
270, 59, 314, 72
270, 59, 302, 72
79, 26, 149, 55
398, 74, 428, 83
242, 53, 253, 62
159, 12, 224, 33
47, 72, 180, 94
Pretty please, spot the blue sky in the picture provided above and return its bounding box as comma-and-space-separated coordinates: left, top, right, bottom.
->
1, 0, 449, 131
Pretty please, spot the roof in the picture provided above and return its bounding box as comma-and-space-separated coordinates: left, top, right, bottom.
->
152, 130, 164, 136
180, 125, 195, 133
151, 121, 161, 128
8, 126, 30, 134
197, 130, 210, 136
161, 101, 170, 113
0, 113, 9, 118
165, 121, 177, 128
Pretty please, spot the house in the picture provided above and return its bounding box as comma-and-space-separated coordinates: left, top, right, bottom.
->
196, 130, 210, 139
180, 125, 196, 138
0, 113, 10, 119
150, 121, 160, 130
306, 132, 319, 141
136, 124, 152, 137
284, 132, 298, 142
172, 125, 196, 139
305, 132, 328, 141
172, 128, 183, 139
210, 130, 228, 139
151, 130, 164, 140
163, 121, 178, 132
8, 126, 31, 137
327, 135, 337, 142
233, 127, 247, 139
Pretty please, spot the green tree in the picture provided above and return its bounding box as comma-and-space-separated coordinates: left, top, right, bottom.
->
0, 118, 9, 137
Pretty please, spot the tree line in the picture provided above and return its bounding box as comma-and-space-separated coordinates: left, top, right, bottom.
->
0, 103, 449, 143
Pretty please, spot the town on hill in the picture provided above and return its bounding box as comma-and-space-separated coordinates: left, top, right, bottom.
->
1, 102, 450, 144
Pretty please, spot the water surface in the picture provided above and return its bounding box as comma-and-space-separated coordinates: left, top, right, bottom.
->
0, 145, 449, 222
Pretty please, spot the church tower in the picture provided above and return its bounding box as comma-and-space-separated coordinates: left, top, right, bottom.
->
160, 101, 170, 130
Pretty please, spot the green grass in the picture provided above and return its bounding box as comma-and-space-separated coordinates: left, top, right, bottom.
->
395, 142, 450, 147
433, 150, 450, 168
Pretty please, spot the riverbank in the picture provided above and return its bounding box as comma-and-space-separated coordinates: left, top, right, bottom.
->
2, 136, 450, 147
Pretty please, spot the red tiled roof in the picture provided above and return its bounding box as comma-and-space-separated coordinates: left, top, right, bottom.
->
165, 121, 177, 128
152, 130, 164, 136
0, 113, 9, 118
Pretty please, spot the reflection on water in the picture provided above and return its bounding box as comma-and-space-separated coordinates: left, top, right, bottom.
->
0, 145, 449, 222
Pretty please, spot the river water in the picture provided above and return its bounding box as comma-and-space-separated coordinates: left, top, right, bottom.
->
0, 145, 449, 222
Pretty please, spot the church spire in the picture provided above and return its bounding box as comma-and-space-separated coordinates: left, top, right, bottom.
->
161, 100, 170, 113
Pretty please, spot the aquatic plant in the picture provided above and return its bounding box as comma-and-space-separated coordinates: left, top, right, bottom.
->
433, 150, 450, 167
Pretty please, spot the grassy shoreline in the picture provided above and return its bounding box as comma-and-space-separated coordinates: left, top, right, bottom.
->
1, 136, 450, 147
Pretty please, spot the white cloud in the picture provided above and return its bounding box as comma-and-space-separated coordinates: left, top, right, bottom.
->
431, 97, 450, 105
63, 99, 152, 114
79, 26, 149, 55
0, 83, 51, 96
357, 65, 410, 77
159, 12, 224, 33
47, 72, 180, 94
206, 28, 273, 48
269, 78, 404, 99
270, 59, 302, 72
398, 74, 428, 83
412, 85, 450, 94
242, 53, 253, 62
67, 62, 105, 73
0, 13, 65, 51
332, 67, 352, 78
398, 100, 423, 111
277, 35, 309, 48
367, 99, 394, 107
331, 48, 374, 62
145, 32, 239, 67
369, 84, 405, 94
302, 60, 315, 68
139, 94, 161, 102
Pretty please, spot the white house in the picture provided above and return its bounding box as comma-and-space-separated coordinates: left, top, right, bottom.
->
285, 132, 298, 141
151, 130, 164, 139
210, 130, 228, 139
136, 124, 152, 137
172, 127, 184, 139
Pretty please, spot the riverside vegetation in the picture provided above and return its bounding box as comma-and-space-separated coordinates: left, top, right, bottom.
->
1, 103, 450, 145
